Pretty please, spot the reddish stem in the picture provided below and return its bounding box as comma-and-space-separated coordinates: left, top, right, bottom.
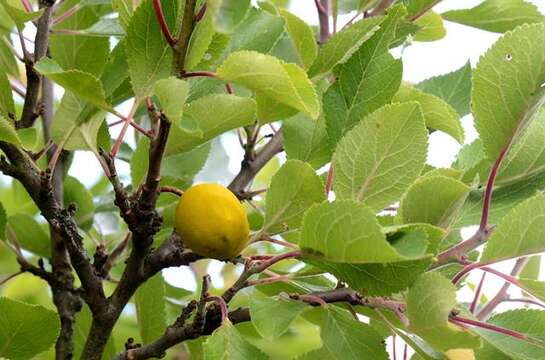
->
0, 271, 22, 287
108, 119, 125, 127
470, 272, 486, 313
194, 3, 207, 22
479, 139, 513, 232
111, 101, 138, 157
159, 186, 184, 197
452, 261, 521, 287
452, 262, 483, 285
450, 315, 530, 342
20, 0, 32, 12
181, 71, 234, 95
152, 0, 176, 46
53, 3, 81, 25
325, 164, 334, 197
403, 344, 408, 360
314, 0, 327, 14
246, 274, 293, 287
503, 298, 545, 308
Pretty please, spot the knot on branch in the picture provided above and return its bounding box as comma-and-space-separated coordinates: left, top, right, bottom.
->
93, 245, 109, 278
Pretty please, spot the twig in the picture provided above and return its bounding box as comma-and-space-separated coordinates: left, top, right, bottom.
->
194, 2, 207, 22
111, 100, 139, 157
469, 272, 486, 314
228, 130, 283, 197
159, 186, 184, 197
292, 294, 328, 307
0, 271, 23, 287
53, 3, 81, 25
206, 296, 229, 323
152, 0, 176, 46
315, 0, 330, 44
502, 298, 545, 308
325, 164, 334, 197
477, 257, 529, 320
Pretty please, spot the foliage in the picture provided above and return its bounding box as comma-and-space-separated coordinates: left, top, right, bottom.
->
0, 0, 545, 359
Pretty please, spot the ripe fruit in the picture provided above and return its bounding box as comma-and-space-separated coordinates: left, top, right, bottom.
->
445, 349, 475, 360
175, 183, 250, 260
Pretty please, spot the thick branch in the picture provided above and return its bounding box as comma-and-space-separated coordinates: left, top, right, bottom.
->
113, 287, 402, 359
228, 130, 284, 197
17, 0, 55, 129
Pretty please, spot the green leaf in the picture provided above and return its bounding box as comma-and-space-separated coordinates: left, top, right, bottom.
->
186, 10, 215, 70
521, 255, 542, 280
398, 176, 471, 228
413, 11, 446, 42
249, 295, 308, 340
132, 137, 210, 188
0, 0, 43, 30
217, 51, 320, 119
333, 102, 428, 212
407, 273, 481, 352
74, 18, 125, 37
301, 306, 388, 360
135, 273, 166, 344
51, 93, 106, 151
496, 107, 545, 184
0, 297, 60, 360
305, 257, 432, 296
34, 58, 113, 112
0, 68, 14, 118
307, 16, 382, 78
474, 310, 545, 359
300, 200, 409, 263
154, 77, 190, 126
112, 0, 133, 30
50, 2, 110, 76
228, 7, 285, 54
64, 176, 95, 231
203, 320, 268, 360
473, 23, 545, 161
6, 214, 50, 258
393, 85, 464, 144
452, 139, 490, 184
416, 61, 472, 116
518, 279, 545, 303
263, 160, 325, 234
279, 9, 317, 69
323, 5, 405, 145
442, 0, 545, 33
125, 0, 177, 98
0, 115, 21, 145
283, 113, 331, 169
406, 0, 438, 18
166, 94, 256, 155
481, 194, 545, 263
208, 0, 251, 34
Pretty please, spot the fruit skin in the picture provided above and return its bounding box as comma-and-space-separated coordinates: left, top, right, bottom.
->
445, 349, 475, 360
175, 183, 250, 260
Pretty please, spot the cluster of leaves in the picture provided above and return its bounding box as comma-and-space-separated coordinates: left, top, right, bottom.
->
2, 0, 545, 359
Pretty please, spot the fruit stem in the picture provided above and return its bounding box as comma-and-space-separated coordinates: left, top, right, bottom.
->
153, 0, 176, 46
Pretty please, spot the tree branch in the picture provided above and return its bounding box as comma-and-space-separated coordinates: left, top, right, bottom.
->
477, 257, 529, 320
16, 0, 55, 129
228, 130, 284, 198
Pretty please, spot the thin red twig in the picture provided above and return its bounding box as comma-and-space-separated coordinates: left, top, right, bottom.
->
53, 3, 81, 25
194, 3, 207, 22
325, 164, 334, 197
503, 298, 545, 308
450, 315, 533, 342
152, 0, 176, 46
20, 0, 32, 12
470, 272, 486, 313
0, 271, 23, 287
111, 101, 138, 157
392, 334, 397, 360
